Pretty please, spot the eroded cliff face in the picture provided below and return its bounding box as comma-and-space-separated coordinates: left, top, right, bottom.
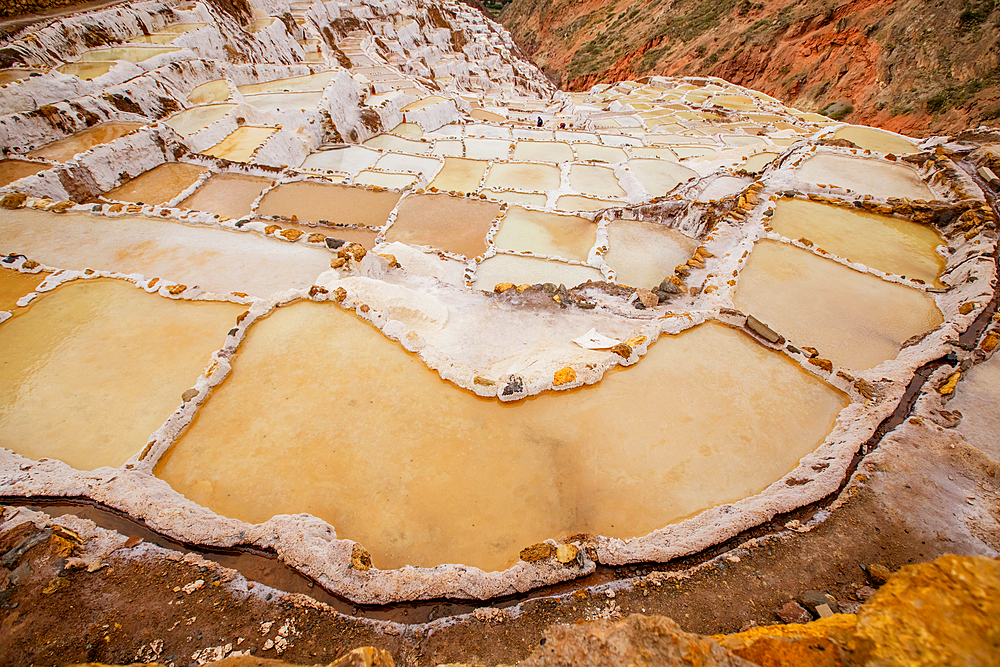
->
501, 0, 1000, 136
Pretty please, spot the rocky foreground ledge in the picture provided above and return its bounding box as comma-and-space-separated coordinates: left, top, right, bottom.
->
40, 553, 998, 665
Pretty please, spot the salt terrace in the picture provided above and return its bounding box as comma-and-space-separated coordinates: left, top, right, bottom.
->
0, 0, 997, 608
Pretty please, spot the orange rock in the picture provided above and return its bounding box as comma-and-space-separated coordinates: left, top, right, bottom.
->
553, 366, 576, 386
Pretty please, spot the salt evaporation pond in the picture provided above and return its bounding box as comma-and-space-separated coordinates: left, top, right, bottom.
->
76, 46, 179, 62
187, 79, 231, 104
484, 162, 561, 191
0, 279, 242, 470
202, 127, 276, 162
237, 72, 336, 94
428, 158, 488, 192
0, 267, 45, 313
605, 220, 697, 288
569, 163, 626, 198
795, 154, 933, 199
769, 198, 945, 285
300, 146, 381, 174
474, 253, 602, 289
27, 122, 145, 161
163, 105, 237, 136
493, 207, 596, 261
56, 62, 116, 80
0, 159, 47, 187
102, 163, 209, 205
256, 181, 400, 227
386, 194, 500, 258
734, 241, 942, 370
555, 195, 619, 211
155, 309, 846, 571
832, 125, 918, 154
243, 91, 325, 114
0, 209, 332, 298
627, 159, 697, 196
179, 173, 274, 220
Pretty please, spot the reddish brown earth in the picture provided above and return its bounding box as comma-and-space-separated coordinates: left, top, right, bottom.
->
500, 0, 1000, 137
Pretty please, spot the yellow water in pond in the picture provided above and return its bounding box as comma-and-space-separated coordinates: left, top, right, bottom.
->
389, 122, 424, 139
162, 104, 236, 137
484, 190, 548, 207
77, 46, 179, 62
27, 122, 145, 162
0, 279, 243, 470
102, 163, 209, 205
569, 164, 626, 198
512, 141, 574, 162
386, 194, 500, 258
257, 181, 400, 227
0, 159, 46, 187
0, 69, 41, 84
573, 144, 628, 163
402, 95, 447, 112
795, 154, 933, 200
428, 158, 487, 193
354, 171, 418, 189
605, 220, 697, 289
0, 209, 334, 298
155, 310, 847, 571
555, 195, 619, 212
494, 207, 595, 261
237, 72, 336, 94
179, 173, 274, 220
734, 241, 942, 371
484, 162, 561, 191
187, 79, 231, 105
627, 159, 697, 196
202, 127, 276, 162
743, 152, 779, 173
0, 268, 45, 315
833, 126, 918, 155
57, 62, 115, 79
769, 198, 945, 285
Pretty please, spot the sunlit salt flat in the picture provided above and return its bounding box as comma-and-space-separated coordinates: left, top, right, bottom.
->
795, 154, 933, 200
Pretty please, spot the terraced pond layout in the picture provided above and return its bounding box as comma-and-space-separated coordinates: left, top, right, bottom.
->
0, 0, 996, 621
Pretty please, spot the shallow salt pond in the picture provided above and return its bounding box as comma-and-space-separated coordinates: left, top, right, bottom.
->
401, 95, 448, 112
0, 209, 332, 297
257, 181, 400, 227
237, 71, 336, 95
373, 153, 442, 180
605, 220, 697, 288
795, 154, 933, 200
573, 144, 627, 163
0, 159, 48, 187
0, 267, 46, 314
102, 163, 209, 205
386, 194, 500, 258
353, 171, 418, 189
0, 279, 242, 470
484, 162, 561, 191
163, 105, 236, 137
493, 207, 595, 261
27, 122, 145, 161
362, 135, 433, 154
697, 176, 750, 201
389, 123, 424, 139
734, 241, 942, 370
555, 195, 619, 212
155, 311, 846, 571
243, 91, 324, 114
743, 152, 780, 173
485, 190, 548, 207
626, 159, 697, 196
569, 164, 626, 198
202, 127, 276, 162
463, 138, 512, 160
77, 46, 179, 62
187, 79, 231, 105
475, 253, 601, 289
300, 146, 380, 174
769, 198, 945, 285
179, 173, 274, 220
833, 125, 918, 155
0, 69, 42, 84
52, 58, 103, 75
512, 141, 574, 163
428, 158, 488, 193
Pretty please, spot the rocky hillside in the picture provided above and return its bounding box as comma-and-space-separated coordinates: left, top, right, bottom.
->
500, 0, 1000, 136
